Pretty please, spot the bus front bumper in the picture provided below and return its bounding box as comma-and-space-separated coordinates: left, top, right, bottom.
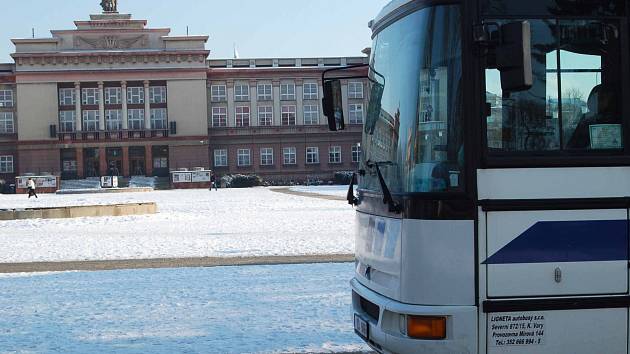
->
351, 278, 478, 354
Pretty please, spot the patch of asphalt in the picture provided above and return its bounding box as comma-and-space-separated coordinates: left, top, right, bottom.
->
271, 187, 347, 201
0, 254, 355, 273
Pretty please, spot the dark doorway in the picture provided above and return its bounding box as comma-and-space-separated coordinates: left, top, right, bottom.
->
84, 148, 99, 177
129, 146, 146, 176
106, 147, 123, 176
60, 149, 78, 180
152, 145, 169, 177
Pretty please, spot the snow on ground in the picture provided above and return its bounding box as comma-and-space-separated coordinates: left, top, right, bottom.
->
0, 188, 355, 263
60, 178, 102, 190
128, 176, 156, 188
0, 263, 368, 354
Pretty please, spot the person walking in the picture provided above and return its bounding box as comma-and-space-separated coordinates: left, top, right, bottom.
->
210, 172, 218, 191
27, 178, 38, 199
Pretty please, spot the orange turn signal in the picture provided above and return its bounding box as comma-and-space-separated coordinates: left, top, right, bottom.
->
407, 316, 447, 340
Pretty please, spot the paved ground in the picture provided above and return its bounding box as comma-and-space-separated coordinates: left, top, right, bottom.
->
0, 254, 355, 273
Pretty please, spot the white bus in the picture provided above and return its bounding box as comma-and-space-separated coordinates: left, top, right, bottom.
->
323, 0, 630, 353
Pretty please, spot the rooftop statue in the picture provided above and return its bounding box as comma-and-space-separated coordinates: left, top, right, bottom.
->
100, 0, 118, 13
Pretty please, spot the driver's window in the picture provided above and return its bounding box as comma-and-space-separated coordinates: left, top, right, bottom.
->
486, 19, 622, 152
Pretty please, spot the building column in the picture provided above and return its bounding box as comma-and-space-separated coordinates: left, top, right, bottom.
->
74, 82, 82, 132
226, 80, 235, 128
296, 79, 304, 125
145, 145, 153, 176
98, 81, 106, 131
249, 79, 258, 127
122, 146, 130, 177
99, 147, 107, 176
272, 80, 281, 126
76, 148, 84, 178
143, 80, 151, 130
121, 81, 128, 130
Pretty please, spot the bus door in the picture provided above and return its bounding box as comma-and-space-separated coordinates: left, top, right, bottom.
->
479, 5, 629, 353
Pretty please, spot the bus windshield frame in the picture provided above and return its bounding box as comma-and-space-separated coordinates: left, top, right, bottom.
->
360, 3, 465, 195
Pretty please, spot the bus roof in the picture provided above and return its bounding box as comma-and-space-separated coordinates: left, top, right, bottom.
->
371, 0, 414, 30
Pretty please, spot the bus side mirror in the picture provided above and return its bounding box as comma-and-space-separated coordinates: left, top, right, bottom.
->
323, 80, 345, 131
496, 21, 533, 92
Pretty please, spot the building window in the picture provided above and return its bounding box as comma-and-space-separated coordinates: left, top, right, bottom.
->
0, 112, 14, 134
149, 86, 167, 104
283, 147, 296, 165
59, 111, 76, 132
306, 147, 319, 164
104, 87, 121, 105
234, 84, 250, 101
0, 155, 13, 173
237, 149, 251, 166
260, 148, 274, 166
211, 85, 227, 101
212, 107, 227, 127
82, 88, 100, 105
281, 105, 296, 126
235, 106, 251, 127
153, 157, 168, 169
257, 84, 272, 101
352, 144, 361, 163
151, 108, 168, 129
0, 90, 13, 108
258, 106, 273, 126
59, 88, 76, 106
348, 82, 364, 99
82, 110, 99, 131
329, 146, 342, 164
349, 104, 364, 124
303, 105, 319, 125
214, 149, 228, 167
127, 87, 145, 104
303, 83, 318, 100
105, 110, 122, 131
280, 84, 296, 100
127, 109, 145, 130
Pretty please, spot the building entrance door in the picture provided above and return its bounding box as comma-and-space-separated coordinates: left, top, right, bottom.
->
106, 148, 123, 175
129, 146, 146, 176
83, 148, 99, 177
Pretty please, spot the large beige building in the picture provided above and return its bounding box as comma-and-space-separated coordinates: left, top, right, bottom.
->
0, 3, 367, 185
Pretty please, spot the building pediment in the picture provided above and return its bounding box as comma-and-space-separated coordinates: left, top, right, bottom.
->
73, 35, 149, 50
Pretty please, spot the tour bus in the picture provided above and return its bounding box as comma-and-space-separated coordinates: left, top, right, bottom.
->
322, 0, 630, 353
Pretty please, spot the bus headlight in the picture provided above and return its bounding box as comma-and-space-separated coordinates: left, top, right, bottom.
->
407, 315, 447, 340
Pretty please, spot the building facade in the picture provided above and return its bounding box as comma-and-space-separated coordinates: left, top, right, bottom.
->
208, 58, 365, 183
0, 5, 366, 185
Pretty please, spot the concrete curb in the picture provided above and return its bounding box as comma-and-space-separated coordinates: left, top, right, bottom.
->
0, 202, 157, 221
56, 187, 154, 195
0, 254, 356, 273
271, 187, 347, 201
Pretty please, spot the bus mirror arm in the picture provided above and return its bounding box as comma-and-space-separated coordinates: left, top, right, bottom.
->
347, 173, 358, 207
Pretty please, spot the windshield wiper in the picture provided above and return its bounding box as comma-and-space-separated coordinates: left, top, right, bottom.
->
366, 160, 401, 214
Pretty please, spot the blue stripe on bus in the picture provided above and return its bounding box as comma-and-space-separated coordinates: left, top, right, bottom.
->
484, 220, 629, 264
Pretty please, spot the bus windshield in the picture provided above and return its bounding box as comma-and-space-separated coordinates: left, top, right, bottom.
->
361, 5, 464, 194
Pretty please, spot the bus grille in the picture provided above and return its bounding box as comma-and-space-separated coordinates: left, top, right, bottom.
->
359, 296, 380, 322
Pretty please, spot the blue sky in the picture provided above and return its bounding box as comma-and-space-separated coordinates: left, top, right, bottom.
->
0, 0, 391, 63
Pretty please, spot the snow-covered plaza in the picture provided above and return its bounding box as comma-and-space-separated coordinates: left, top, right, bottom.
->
0, 186, 367, 353
0, 187, 355, 263
0, 263, 369, 354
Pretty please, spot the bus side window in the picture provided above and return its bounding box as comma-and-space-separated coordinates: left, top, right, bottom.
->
486, 20, 622, 153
